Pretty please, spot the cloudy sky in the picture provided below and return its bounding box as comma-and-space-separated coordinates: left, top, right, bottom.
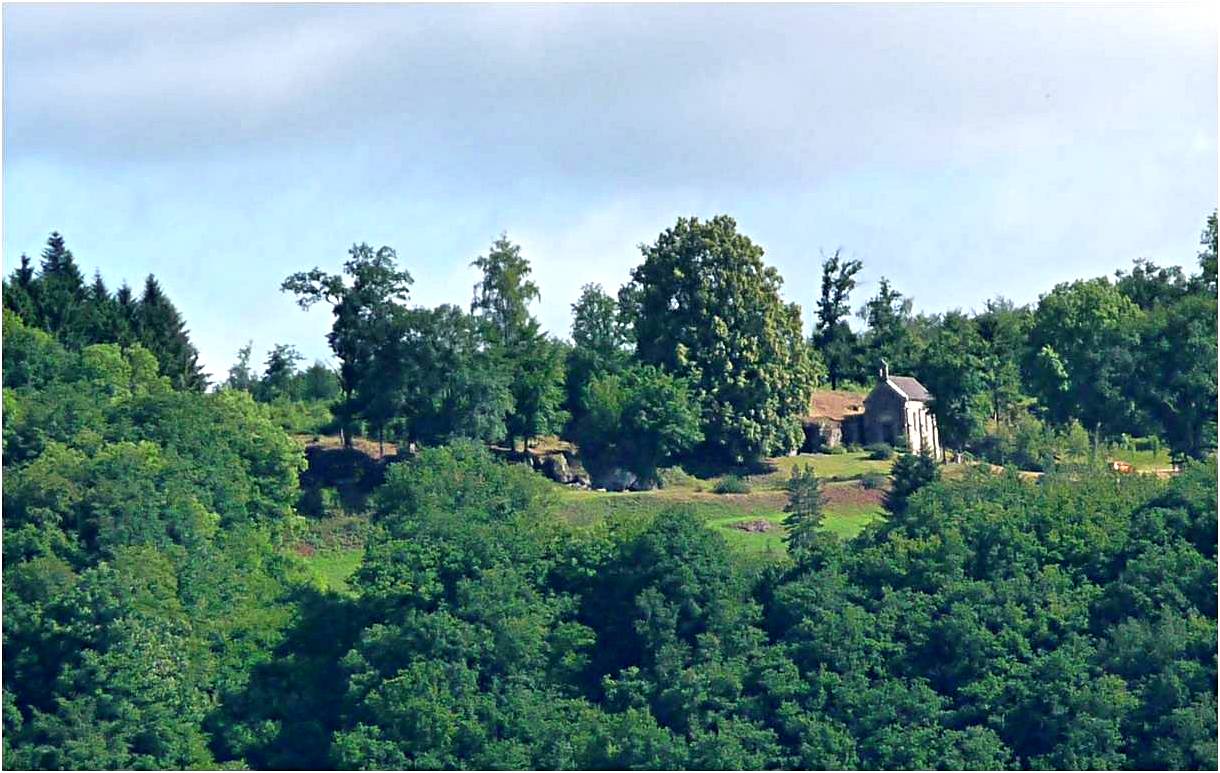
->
4, 2, 1216, 380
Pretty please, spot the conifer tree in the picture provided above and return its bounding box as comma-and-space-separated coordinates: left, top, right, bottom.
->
2, 254, 39, 323
137, 274, 206, 390
782, 464, 825, 559
35, 232, 87, 343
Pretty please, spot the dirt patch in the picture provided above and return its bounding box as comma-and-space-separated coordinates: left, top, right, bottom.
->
731, 519, 777, 533
808, 390, 867, 421
822, 481, 885, 508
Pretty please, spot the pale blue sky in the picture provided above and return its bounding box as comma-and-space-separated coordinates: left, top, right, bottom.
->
4, 2, 1216, 381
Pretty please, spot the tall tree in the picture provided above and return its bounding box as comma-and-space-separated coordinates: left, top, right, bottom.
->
225, 342, 258, 392
2, 253, 39, 323
814, 251, 863, 389
136, 275, 207, 391
1025, 278, 1144, 441
256, 344, 303, 403
470, 235, 567, 450
566, 283, 630, 426
395, 304, 514, 446
858, 277, 913, 377
913, 311, 989, 448
974, 297, 1032, 423
620, 215, 820, 463
34, 232, 87, 344
1195, 210, 1217, 295
282, 243, 413, 447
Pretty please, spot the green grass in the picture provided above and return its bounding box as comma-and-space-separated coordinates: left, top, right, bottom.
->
706, 502, 884, 557
557, 473, 885, 561
1105, 445, 1175, 471
747, 452, 893, 490
305, 548, 363, 595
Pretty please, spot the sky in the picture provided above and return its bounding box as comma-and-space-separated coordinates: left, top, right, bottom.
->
3, 2, 1217, 382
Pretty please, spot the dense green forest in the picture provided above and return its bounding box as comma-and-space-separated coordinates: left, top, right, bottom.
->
2, 213, 1217, 770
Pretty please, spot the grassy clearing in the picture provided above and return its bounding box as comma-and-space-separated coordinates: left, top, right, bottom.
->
707, 501, 884, 557
746, 452, 893, 489
291, 513, 371, 595
555, 455, 888, 560
305, 548, 363, 595
1104, 445, 1175, 471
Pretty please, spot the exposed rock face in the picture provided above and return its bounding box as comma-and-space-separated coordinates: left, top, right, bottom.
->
540, 453, 574, 483
596, 467, 638, 492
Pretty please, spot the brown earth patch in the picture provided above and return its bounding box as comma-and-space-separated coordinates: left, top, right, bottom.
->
822, 481, 885, 508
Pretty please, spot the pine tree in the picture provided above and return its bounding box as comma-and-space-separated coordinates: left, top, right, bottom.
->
3, 254, 40, 323
782, 464, 824, 559
79, 270, 128, 344
884, 449, 940, 521
35, 232, 87, 342
137, 274, 207, 391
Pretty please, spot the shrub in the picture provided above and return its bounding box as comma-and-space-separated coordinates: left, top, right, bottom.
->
860, 472, 886, 490
658, 466, 698, 489
713, 475, 751, 494
866, 442, 894, 461
827, 445, 848, 455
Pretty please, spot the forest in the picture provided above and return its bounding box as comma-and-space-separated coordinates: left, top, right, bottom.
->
1, 212, 1217, 770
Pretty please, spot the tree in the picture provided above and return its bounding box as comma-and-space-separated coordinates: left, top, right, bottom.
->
620, 215, 820, 463
1025, 278, 1144, 441
256, 344, 303, 403
572, 364, 703, 488
136, 275, 207, 391
913, 311, 989, 448
566, 283, 630, 426
1135, 292, 1217, 461
470, 235, 567, 450
782, 464, 824, 560
34, 232, 87, 344
299, 361, 340, 402
3, 253, 40, 323
394, 304, 514, 446
974, 298, 1031, 423
282, 243, 413, 447
1115, 259, 1189, 311
1194, 210, 1217, 295
858, 277, 914, 377
883, 449, 940, 522
225, 341, 258, 392
814, 251, 863, 390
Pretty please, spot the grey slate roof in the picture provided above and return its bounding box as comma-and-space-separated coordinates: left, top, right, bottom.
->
888, 376, 932, 402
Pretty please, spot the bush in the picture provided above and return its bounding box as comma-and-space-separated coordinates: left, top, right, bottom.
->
713, 474, 751, 494
860, 472, 886, 490
658, 466, 698, 489
827, 445, 848, 455
866, 442, 894, 461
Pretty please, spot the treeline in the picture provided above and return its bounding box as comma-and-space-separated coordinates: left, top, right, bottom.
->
2, 233, 206, 390
813, 212, 1218, 463
273, 212, 1216, 482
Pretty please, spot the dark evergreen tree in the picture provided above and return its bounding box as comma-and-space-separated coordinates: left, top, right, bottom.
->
782, 464, 825, 560
34, 232, 87, 344
883, 449, 940, 522
136, 274, 207, 391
